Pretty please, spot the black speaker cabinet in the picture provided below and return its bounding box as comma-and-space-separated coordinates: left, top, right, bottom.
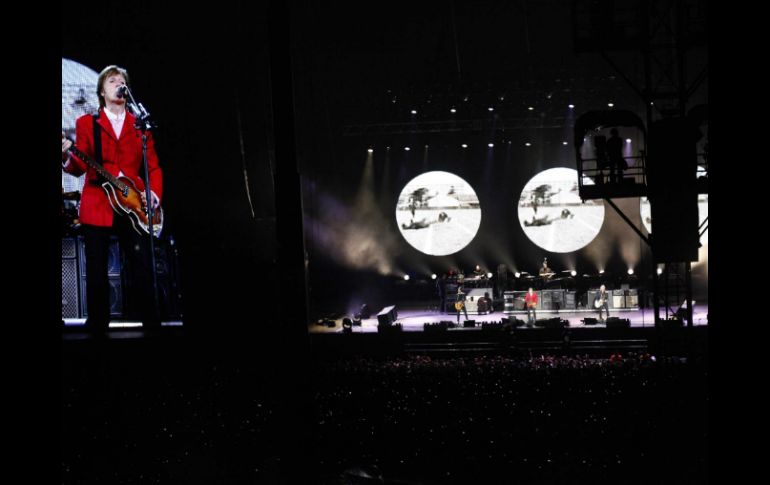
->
377, 305, 398, 326
62, 238, 80, 318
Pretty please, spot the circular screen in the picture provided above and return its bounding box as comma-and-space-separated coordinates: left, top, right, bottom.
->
396, 171, 481, 256
518, 167, 604, 253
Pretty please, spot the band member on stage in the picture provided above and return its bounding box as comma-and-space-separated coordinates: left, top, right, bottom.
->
61, 65, 163, 336
539, 259, 553, 281
594, 284, 610, 322
473, 264, 485, 278
455, 287, 469, 323
525, 287, 538, 326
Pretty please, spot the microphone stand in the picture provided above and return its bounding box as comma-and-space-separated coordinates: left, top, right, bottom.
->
123, 86, 161, 329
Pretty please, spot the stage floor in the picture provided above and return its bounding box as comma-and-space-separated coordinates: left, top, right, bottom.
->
309, 304, 708, 333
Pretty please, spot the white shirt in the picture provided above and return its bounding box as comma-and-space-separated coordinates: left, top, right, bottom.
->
102, 106, 126, 139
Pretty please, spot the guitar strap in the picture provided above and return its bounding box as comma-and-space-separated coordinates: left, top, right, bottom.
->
91, 113, 104, 183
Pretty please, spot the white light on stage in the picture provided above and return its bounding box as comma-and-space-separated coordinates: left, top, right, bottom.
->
528, 106, 534, 111
525, 142, 531, 147
488, 107, 494, 111
487, 272, 493, 278
627, 268, 634, 275
571, 270, 577, 276
625, 138, 632, 143
515, 272, 521, 278
367, 148, 373, 153
431, 273, 437, 280
657, 267, 663, 275
411, 110, 417, 114
568, 104, 575, 109
404, 147, 411, 151
404, 274, 410, 281
599, 269, 605, 274
461, 144, 468, 148
608, 102, 614, 107
450, 108, 457, 113
562, 141, 568, 145
488, 143, 494, 148
518, 167, 605, 253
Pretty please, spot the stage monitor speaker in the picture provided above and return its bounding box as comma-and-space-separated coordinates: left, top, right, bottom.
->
463, 320, 476, 328
606, 317, 630, 329
377, 305, 398, 327
583, 317, 599, 326
544, 318, 565, 329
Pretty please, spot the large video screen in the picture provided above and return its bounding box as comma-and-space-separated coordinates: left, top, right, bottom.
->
396, 171, 481, 256
517, 167, 604, 253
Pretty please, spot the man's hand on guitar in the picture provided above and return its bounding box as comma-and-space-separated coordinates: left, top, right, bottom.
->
61, 132, 73, 162
141, 191, 160, 210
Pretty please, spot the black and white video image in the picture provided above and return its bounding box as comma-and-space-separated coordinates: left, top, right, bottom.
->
396, 171, 481, 256
62, 58, 100, 194
518, 167, 604, 253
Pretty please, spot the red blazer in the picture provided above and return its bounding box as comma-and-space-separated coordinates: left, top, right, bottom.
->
64, 109, 163, 228
525, 291, 538, 306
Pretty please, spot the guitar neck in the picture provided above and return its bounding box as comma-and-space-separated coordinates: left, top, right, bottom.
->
67, 143, 127, 191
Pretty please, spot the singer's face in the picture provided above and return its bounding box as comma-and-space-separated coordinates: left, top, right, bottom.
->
102, 73, 126, 103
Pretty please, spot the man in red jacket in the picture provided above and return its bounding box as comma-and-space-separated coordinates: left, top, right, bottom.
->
524, 287, 538, 326
61, 65, 163, 336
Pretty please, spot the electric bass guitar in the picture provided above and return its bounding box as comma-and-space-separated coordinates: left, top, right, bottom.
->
594, 297, 607, 309
65, 140, 163, 237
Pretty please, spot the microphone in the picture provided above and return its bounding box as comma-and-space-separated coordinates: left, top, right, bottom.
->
116, 85, 128, 98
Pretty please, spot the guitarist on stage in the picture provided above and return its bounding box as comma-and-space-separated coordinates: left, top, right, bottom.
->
594, 284, 610, 322
61, 65, 163, 336
455, 287, 469, 323
525, 287, 538, 326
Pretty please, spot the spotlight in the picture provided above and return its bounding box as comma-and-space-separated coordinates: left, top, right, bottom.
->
411, 109, 417, 114
627, 268, 634, 275
562, 141, 568, 145
525, 142, 531, 147
608, 102, 614, 107
568, 104, 575, 109
657, 267, 663, 275
431, 273, 437, 280
528, 106, 534, 111
488, 143, 494, 148
404, 147, 411, 151
625, 138, 632, 143
461, 144, 468, 148
367, 148, 373, 153
450, 108, 457, 113
514, 272, 521, 278
487, 272, 493, 278
599, 269, 605, 274
488, 107, 494, 112
571, 270, 577, 277
403, 274, 410, 281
